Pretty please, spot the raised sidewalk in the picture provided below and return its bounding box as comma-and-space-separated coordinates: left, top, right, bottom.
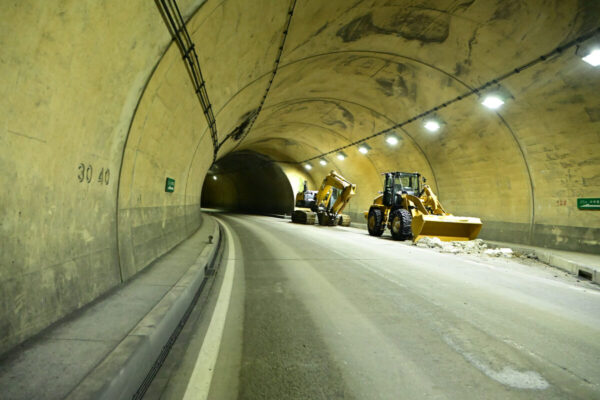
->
0, 215, 223, 400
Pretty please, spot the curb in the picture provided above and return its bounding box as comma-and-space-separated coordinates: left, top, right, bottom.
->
66, 222, 224, 400
487, 241, 599, 285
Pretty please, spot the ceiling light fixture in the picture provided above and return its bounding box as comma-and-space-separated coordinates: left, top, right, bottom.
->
358, 143, 371, 154
337, 151, 347, 161
304, 163, 313, 171
582, 48, 600, 66
385, 133, 400, 145
424, 120, 441, 132
319, 158, 327, 166
212, 175, 217, 181
481, 95, 505, 110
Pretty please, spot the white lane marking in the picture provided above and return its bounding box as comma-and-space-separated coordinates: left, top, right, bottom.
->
183, 220, 236, 400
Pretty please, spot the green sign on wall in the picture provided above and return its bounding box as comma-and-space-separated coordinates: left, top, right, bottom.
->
165, 177, 175, 193
577, 198, 600, 210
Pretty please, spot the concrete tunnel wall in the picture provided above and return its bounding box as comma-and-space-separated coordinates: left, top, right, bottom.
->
1, 0, 599, 355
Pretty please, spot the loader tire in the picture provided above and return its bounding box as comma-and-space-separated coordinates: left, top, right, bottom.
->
390, 209, 412, 241
367, 208, 385, 237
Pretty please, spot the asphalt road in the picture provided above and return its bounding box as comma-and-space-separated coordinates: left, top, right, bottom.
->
147, 214, 600, 400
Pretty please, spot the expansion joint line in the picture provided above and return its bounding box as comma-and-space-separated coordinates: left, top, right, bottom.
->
220, 0, 298, 152
157, 0, 219, 163
299, 26, 600, 164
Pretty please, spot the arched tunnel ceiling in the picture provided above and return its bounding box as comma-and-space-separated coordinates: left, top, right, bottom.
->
1, 0, 600, 355
173, 0, 600, 246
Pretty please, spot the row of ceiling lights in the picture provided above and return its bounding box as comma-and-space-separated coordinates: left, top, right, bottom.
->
303, 93, 506, 171
302, 42, 600, 171
207, 44, 599, 176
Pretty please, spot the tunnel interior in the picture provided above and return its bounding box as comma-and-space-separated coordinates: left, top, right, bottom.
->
1, 0, 599, 356
201, 151, 295, 216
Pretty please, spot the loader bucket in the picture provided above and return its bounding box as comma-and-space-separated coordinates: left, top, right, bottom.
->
411, 214, 482, 242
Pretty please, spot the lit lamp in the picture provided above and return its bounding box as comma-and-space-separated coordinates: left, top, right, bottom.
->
481, 95, 505, 109
385, 133, 400, 145
582, 48, 600, 66
358, 143, 371, 154
424, 119, 441, 132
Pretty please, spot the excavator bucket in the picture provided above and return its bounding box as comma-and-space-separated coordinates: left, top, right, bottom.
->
411, 214, 482, 242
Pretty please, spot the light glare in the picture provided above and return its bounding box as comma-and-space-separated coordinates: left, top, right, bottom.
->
358, 145, 369, 154
337, 153, 346, 160
212, 175, 217, 181
386, 135, 399, 145
319, 158, 327, 166
304, 164, 312, 170
424, 120, 440, 132
482, 95, 504, 109
582, 49, 600, 66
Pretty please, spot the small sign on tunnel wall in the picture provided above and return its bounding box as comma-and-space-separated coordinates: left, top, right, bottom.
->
165, 177, 175, 193
577, 198, 600, 210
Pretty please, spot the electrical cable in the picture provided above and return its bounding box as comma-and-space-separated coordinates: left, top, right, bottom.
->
298, 26, 600, 164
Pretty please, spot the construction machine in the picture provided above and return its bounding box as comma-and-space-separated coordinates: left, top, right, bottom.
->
365, 172, 482, 242
292, 170, 356, 226
292, 181, 318, 224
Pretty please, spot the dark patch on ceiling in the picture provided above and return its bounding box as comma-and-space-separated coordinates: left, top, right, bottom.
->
490, 0, 521, 21
451, 0, 476, 13
578, 0, 600, 33
227, 108, 259, 140
321, 103, 355, 130
336, 9, 449, 43
585, 107, 600, 122
375, 75, 415, 99
251, 137, 298, 147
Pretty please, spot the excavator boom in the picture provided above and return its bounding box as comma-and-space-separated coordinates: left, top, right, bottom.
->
292, 170, 356, 226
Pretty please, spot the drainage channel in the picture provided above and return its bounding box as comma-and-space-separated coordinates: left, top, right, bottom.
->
132, 224, 227, 400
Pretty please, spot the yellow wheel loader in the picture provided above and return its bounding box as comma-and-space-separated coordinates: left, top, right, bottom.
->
366, 172, 482, 242
292, 170, 356, 226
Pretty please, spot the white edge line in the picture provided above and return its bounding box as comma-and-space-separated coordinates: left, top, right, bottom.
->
182, 220, 236, 400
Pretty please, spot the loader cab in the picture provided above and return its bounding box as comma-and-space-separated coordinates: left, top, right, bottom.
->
383, 172, 421, 207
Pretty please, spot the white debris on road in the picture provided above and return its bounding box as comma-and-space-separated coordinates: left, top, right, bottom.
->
483, 248, 514, 257
415, 237, 514, 257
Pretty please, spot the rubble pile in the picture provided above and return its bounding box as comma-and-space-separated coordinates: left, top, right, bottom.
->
415, 237, 514, 257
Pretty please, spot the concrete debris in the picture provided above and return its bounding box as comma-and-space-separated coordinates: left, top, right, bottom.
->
415, 238, 514, 257
483, 248, 513, 257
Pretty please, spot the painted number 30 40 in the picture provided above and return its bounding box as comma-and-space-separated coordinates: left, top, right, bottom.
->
78, 163, 110, 185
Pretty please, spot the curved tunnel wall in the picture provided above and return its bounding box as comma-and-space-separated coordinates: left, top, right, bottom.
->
1, 0, 599, 355
201, 151, 295, 215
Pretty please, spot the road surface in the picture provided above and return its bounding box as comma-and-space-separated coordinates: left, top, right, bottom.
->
146, 213, 600, 399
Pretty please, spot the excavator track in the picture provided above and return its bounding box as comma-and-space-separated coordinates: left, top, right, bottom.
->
291, 209, 316, 224
338, 214, 351, 227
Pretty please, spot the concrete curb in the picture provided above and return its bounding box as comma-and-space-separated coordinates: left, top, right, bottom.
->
345, 223, 599, 285
66, 222, 224, 400
487, 241, 599, 284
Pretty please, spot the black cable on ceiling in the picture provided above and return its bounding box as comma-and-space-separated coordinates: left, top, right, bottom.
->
157, 0, 220, 162
219, 0, 298, 153
299, 26, 600, 164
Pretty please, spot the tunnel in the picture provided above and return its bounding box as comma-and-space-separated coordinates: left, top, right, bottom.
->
201, 151, 298, 215
1, 1, 600, 398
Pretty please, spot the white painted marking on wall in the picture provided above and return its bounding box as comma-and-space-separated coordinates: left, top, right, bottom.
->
182, 220, 235, 400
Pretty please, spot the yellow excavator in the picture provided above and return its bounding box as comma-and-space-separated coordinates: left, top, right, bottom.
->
366, 172, 482, 242
292, 170, 356, 226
